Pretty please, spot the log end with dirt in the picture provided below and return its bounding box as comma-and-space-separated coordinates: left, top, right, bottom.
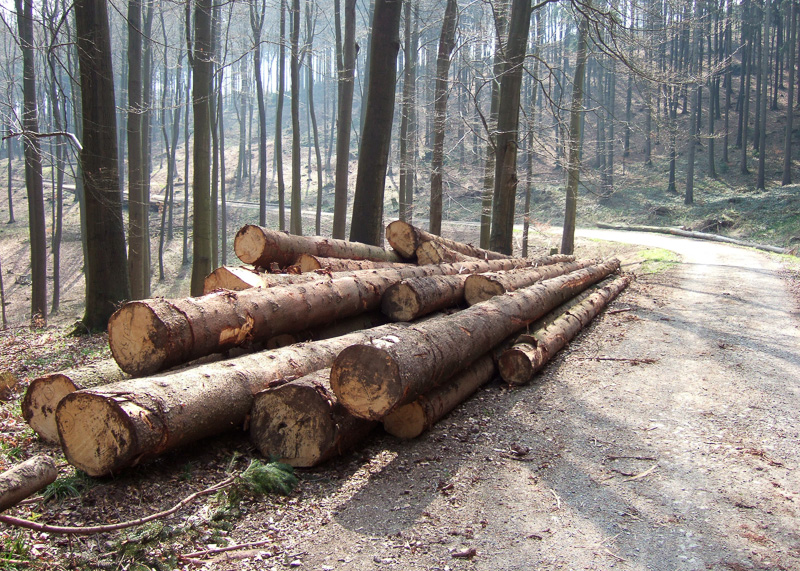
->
385, 220, 421, 259
250, 369, 376, 467
0, 455, 57, 512
330, 343, 404, 420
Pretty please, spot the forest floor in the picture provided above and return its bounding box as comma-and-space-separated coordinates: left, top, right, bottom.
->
0, 222, 798, 570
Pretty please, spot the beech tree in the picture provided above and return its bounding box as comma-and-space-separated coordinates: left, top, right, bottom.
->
74, 0, 130, 330
349, 0, 403, 246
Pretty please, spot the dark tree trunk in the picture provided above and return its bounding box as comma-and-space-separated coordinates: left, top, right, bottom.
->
783, 0, 796, 185
290, 0, 303, 235
251, 1, 267, 226
276, 0, 287, 230
488, 0, 532, 255
74, 0, 130, 331
757, 0, 772, 189
15, 0, 47, 322
349, 0, 403, 246
190, 0, 214, 296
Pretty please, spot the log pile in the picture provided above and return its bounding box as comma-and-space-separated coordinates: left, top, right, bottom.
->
22, 221, 630, 475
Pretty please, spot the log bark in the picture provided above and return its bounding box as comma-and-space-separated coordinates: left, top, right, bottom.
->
498, 275, 631, 385
296, 254, 410, 273
109, 258, 542, 376
386, 220, 512, 260
235, 224, 403, 268
595, 222, 794, 255
57, 323, 410, 476
382, 354, 495, 439
381, 254, 576, 321
250, 369, 376, 467
0, 455, 57, 512
204, 266, 325, 293
22, 359, 128, 444
330, 259, 621, 420
415, 241, 477, 265
463, 259, 596, 306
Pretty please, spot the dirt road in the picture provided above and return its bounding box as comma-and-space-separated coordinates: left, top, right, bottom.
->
249, 230, 800, 571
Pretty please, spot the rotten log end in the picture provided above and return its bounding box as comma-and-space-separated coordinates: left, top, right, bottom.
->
380, 282, 421, 322
330, 344, 403, 421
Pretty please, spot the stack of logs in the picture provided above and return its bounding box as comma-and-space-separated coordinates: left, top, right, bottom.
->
22, 220, 629, 477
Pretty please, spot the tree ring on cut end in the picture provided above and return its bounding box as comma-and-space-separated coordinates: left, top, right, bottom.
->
331, 344, 402, 421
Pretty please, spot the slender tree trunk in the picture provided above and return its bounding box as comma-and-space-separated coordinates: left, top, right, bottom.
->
428, 0, 458, 236
349, 0, 403, 246
276, 0, 287, 230
290, 0, 303, 235
560, 11, 589, 255
183, 41, 191, 265
783, 0, 796, 185
15, 0, 47, 322
333, 0, 357, 238
757, 0, 772, 189
306, 1, 324, 235
190, 0, 214, 296
398, 0, 414, 223
251, 1, 268, 226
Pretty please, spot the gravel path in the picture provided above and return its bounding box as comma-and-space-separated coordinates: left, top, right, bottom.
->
271, 230, 800, 571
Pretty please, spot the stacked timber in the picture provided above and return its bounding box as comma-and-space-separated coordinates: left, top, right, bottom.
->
25, 221, 630, 475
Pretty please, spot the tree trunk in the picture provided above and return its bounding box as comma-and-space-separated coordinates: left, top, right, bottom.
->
332, 0, 357, 239
21, 359, 128, 444
0, 456, 56, 512
415, 241, 479, 265
560, 11, 590, 255
349, 0, 403, 246
386, 219, 511, 260
290, 0, 303, 235
109, 257, 549, 376
15, 0, 47, 322
498, 274, 630, 385
297, 254, 410, 273
398, 0, 416, 224
307, 1, 324, 235
251, 1, 268, 226
381, 254, 575, 322
276, 0, 287, 230
488, 0, 532, 255
783, 0, 796, 185
235, 224, 403, 268
463, 259, 596, 306
480, 0, 509, 249
74, 0, 131, 331
383, 353, 494, 439
190, 0, 214, 296
127, 0, 147, 301
250, 368, 376, 467
58, 323, 409, 476
428, 0, 458, 236
330, 259, 620, 420
757, 0, 772, 189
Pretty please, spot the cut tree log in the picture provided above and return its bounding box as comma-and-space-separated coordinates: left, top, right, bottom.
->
204, 266, 325, 293
296, 254, 410, 273
250, 368, 376, 467
235, 224, 403, 268
0, 455, 57, 512
386, 219, 512, 260
415, 241, 478, 265
595, 222, 795, 255
109, 258, 536, 376
498, 275, 631, 385
57, 322, 410, 477
382, 354, 495, 439
330, 259, 620, 420
381, 254, 578, 322
22, 359, 128, 444
463, 259, 597, 306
